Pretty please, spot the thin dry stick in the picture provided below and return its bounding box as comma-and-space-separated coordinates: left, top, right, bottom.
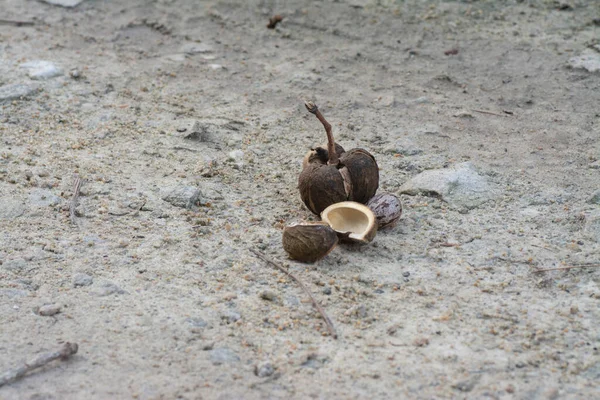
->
305, 101, 339, 166
534, 264, 600, 273
69, 175, 83, 225
0, 19, 35, 27
471, 109, 507, 117
0, 342, 78, 387
250, 249, 338, 339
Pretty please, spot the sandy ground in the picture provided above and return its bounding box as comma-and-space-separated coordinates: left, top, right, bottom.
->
1, 0, 599, 399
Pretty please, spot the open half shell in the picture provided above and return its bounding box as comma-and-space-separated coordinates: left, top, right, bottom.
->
320, 202, 377, 244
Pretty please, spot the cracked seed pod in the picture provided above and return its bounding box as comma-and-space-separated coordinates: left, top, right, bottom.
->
321, 201, 377, 244
302, 143, 346, 169
367, 192, 403, 229
282, 222, 338, 263
299, 102, 379, 215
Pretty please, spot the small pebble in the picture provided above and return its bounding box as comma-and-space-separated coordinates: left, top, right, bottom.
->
255, 361, 275, 377
402, 271, 410, 277
20, 60, 63, 80
73, 273, 93, 287
220, 310, 241, 324
259, 290, 278, 301
37, 304, 61, 316
162, 185, 204, 209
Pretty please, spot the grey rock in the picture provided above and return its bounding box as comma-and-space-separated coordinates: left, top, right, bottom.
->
210, 348, 240, 365
20, 61, 63, 80
220, 310, 241, 324
95, 282, 126, 296
40, 0, 84, 7
29, 189, 63, 207
452, 376, 480, 392
2, 258, 27, 271
0, 199, 26, 219
399, 162, 499, 211
162, 185, 203, 209
37, 304, 61, 316
0, 84, 37, 102
568, 49, 600, 73
255, 361, 275, 377
73, 273, 93, 287
588, 189, 600, 205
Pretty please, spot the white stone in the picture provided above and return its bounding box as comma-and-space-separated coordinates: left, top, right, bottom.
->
399, 162, 499, 211
568, 49, 600, 73
20, 60, 63, 80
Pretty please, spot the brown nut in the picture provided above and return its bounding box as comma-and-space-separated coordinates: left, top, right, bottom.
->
299, 102, 379, 215
321, 201, 377, 244
282, 222, 338, 263
367, 192, 402, 229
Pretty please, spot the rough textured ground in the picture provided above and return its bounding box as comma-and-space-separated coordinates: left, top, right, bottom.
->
1, 0, 599, 399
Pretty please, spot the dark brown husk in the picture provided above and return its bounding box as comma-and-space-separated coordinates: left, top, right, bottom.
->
298, 163, 348, 215
282, 223, 338, 263
339, 148, 379, 204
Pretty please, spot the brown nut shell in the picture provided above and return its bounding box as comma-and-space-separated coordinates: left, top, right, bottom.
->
282, 222, 339, 263
299, 163, 348, 215
339, 148, 379, 204
321, 201, 377, 244
367, 193, 402, 229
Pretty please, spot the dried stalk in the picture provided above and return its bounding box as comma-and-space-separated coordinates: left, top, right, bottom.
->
0, 19, 34, 27
305, 101, 339, 166
534, 264, 600, 273
471, 109, 507, 117
0, 342, 78, 387
69, 175, 83, 225
250, 249, 338, 339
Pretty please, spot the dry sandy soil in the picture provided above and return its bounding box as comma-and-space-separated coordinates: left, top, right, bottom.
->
1, 0, 599, 399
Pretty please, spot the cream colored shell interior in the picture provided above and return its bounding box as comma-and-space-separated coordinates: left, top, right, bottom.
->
321, 202, 376, 242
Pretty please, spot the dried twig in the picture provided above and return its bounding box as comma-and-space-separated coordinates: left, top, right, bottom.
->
0, 342, 78, 387
471, 109, 507, 117
69, 175, 83, 225
534, 264, 600, 273
0, 19, 34, 27
250, 249, 338, 339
